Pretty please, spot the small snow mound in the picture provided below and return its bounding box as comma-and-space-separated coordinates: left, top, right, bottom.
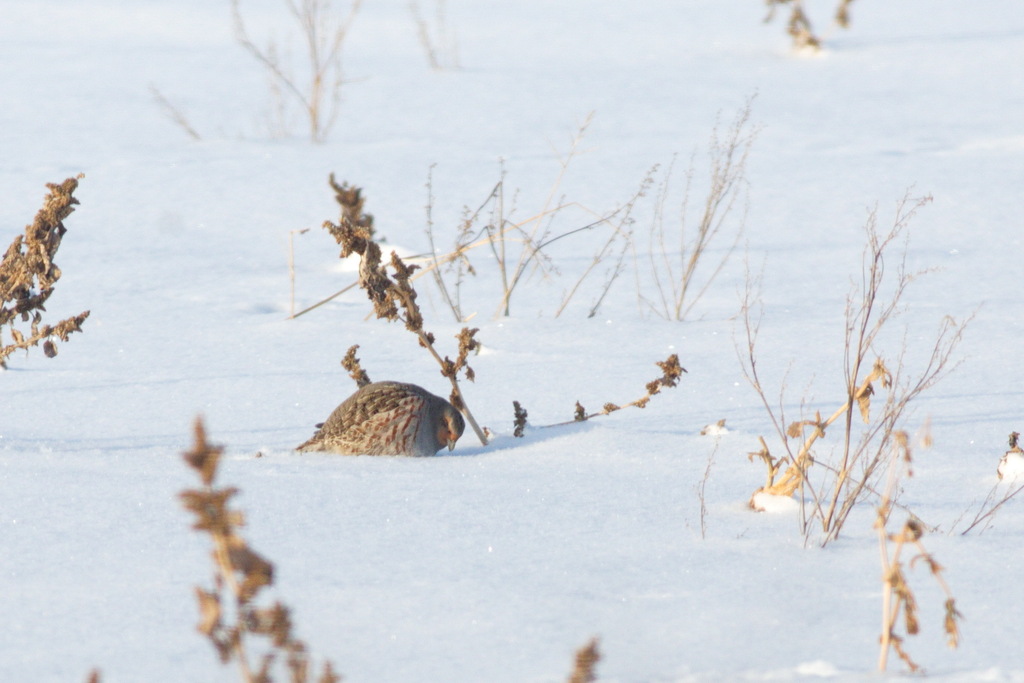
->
700, 419, 729, 436
794, 660, 839, 677
750, 491, 800, 514
997, 451, 1024, 481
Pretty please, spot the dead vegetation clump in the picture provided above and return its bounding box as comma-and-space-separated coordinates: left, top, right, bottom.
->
1, 176, 89, 368
764, 0, 856, 50
180, 417, 342, 683
742, 193, 971, 545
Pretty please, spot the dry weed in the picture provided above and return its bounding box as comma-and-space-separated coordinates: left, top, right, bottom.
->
1, 176, 89, 368
341, 343, 372, 387
150, 85, 202, 140
180, 417, 341, 683
637, 98, 757, 321
875, 431, 961, 672
321, 212, 488, 445
567, 637, 601, 683
231, 0, 363, 142
290, 176, 376, 319
742, 192, 971, 545
410, 0, 460, 70
574, 353, 686, 421
512, 400, 528, 438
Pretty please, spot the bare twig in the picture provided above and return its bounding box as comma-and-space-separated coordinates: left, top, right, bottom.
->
150, 85, 202, 140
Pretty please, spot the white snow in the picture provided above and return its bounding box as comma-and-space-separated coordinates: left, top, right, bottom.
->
3, 1, 1024, 681
997, 452, 1024, 481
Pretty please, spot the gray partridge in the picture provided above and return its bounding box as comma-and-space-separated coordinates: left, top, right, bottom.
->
296, 381, 465, 456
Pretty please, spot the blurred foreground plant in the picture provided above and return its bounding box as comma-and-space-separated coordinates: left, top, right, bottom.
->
181, 417, 341, 682
875, 430, 961, 673
1, 176, 89, 368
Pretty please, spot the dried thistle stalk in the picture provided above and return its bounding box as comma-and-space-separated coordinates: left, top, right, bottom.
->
328, 174, 374, 233
180, 417, 341, 682
1, 175, 90, 368
573, 353, 685, 423
512, 400, 528, 438
341, 344, 372, 387
321, 213, 488, 445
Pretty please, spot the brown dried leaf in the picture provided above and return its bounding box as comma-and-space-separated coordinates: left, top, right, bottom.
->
568, 637, 601, 683
856, 382, 874, 423
195, 587, 222, 636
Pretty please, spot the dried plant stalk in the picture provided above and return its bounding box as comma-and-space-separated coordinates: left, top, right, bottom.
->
512, 400, 528, 438
410, 0, 460, 70
742, 193, 970, 545
876, 432, 961, 672
1, 175, 90, 368
567, 637, 601, 683
639, 99, 756, 321
231, 0, 363, 142
328, 174, 374, 233
321, 214, 488, 445
180, 417, 341, 683
573, 354, 685, 422
341, 344, 372, 387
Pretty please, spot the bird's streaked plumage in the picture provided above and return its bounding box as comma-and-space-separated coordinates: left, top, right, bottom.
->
296, 381, 465, 456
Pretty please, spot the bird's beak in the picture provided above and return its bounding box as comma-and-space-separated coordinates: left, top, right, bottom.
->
447, 435, 457, 451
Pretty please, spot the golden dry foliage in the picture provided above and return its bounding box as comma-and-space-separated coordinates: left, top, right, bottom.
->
742, 192, 970, 544
764, 0, 856, 50
567, 638, 601, 683
180, 418, 342, 683
749, 358, 891, 501
322, 209, 488, 445
1, 175, 90, 368
875, 433, 961, 672
574, 353, 686, 421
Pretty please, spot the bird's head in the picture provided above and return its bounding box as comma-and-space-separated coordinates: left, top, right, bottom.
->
438, 406, 466, 451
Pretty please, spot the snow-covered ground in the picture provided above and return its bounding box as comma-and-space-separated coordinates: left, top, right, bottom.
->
3, 1, 1024, 680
